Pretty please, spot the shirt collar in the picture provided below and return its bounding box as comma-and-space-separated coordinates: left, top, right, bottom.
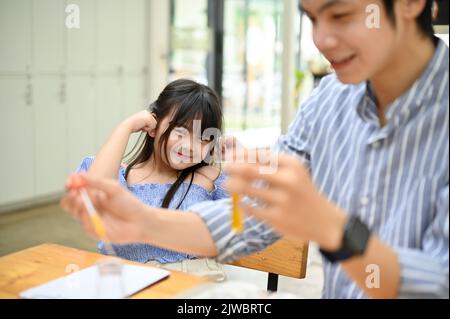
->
357, 38, 449, 130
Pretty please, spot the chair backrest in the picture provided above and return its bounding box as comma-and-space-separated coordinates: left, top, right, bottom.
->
230, 239, 309, 279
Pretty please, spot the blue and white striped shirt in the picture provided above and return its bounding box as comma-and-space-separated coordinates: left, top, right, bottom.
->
188, 39, 449, 298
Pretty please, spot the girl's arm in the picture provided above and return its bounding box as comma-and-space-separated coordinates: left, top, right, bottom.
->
89, 111, 157, 179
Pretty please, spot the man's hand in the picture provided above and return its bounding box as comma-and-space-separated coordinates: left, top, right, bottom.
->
61, 174, 149, 243
225, 154, 347, 251
218, 136, 244, 163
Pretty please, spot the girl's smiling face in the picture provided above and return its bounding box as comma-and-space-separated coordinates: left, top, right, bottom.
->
124, 78, 223, 208
153, 112, 215, 171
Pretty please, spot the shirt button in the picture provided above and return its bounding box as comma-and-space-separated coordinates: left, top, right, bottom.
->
372, 141, 381, 149
360, 196, 370, 206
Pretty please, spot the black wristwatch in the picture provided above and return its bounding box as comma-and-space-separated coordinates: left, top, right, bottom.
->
320, 215, 371, 263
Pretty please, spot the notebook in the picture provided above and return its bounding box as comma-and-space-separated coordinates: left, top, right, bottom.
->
20, 263, 170, 299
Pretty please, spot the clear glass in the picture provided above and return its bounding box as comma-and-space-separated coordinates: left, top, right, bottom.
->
95, 258, 126, 299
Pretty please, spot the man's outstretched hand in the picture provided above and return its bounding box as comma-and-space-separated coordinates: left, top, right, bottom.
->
61, 174, 149, 243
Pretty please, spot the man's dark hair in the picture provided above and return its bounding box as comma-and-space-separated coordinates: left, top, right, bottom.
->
382, 0, 435, 38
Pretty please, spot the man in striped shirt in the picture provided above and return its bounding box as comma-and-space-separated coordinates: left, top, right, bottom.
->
62, 0, 448, 298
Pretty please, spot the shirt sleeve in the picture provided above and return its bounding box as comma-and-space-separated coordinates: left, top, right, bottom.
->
188, 197, 281, 263
211, 173, 230, 200
75, 156, 95, 173
271, 74, 334, 170
394, 184, 449, 298
75, 156, 128, 188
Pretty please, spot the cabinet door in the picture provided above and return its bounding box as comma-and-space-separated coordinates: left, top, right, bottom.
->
66, 76, 97, 173
124, 75, 147, 117
66, 0, 96, 74
97, 0, 123, 73
123, 0, 149, 156
95, 76, 123, 150
32, 0, 65, 73
124, 0, 147, 74
33, 77, 67, 196
0, 0, 32, 73
0, 77, 35, 205
123, 75, 147, 155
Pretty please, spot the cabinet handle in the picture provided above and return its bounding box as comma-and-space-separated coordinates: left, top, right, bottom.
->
25, 65, 32, 106
25, 82, 32, 106
59, 82, 67, 104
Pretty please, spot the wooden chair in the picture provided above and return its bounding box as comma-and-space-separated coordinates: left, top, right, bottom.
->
230, 239, 309, 292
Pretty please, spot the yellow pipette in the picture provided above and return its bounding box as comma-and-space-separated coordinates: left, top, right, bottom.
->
79, 188, 116, 256
231, 193, 244, 233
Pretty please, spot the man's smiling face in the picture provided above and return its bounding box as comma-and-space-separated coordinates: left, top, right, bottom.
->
300, 0, 399, 84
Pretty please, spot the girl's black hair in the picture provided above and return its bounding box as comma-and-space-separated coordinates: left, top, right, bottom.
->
124, 79, 223, 209
383, 0, 435, 39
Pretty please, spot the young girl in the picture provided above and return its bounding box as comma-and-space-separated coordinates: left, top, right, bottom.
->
76, 79, 228, 281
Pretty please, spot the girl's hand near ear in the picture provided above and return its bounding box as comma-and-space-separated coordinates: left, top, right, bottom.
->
123, 110, 157, 135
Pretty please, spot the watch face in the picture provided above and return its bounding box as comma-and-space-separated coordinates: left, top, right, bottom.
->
320, 216, 371, 263
346, 217, 370, 256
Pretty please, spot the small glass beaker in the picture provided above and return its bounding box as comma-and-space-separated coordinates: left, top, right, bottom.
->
95, 258, 126, 299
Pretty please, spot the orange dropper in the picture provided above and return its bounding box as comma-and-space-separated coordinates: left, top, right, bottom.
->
69, 174, 116, 256
231, 193, 244, 233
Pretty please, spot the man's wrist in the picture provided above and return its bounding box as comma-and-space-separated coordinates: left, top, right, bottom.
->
320, 212, 371, 263
319, 204, 347, 251
136, 203, 155, 242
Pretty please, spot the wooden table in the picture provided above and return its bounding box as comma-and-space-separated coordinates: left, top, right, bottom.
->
0, 243, 209, 299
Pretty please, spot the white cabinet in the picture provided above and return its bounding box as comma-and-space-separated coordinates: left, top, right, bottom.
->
124, 75, 147, 116
0, 0, 32, 73
95, 76, 124, 150
33, 77, 68, 196
66, 76, 97, 173
0, 0, 160, 210
123, 0, 147, 74
66, 0, 96, 74
124, 75, 148, 154
97, 0, 123, 74
0, 77, 35, 204
32, 0, 65, 73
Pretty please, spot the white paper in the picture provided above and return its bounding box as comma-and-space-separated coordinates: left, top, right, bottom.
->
20, 263, 170, 299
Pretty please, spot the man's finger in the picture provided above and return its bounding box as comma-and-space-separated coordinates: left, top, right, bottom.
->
226, 178, 283, 206
79, 174, 120, 195
85, 188, 109, 214
61, 190, 80, 218
60, 195, 75, 217
276, 153, 308, 168
78, 210, 99, 239
224, 162, 289, 188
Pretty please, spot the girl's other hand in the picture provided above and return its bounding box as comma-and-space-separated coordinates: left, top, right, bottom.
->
123, 110, 157, 135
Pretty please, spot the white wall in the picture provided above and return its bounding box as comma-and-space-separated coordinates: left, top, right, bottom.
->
0, 0, 170, 212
